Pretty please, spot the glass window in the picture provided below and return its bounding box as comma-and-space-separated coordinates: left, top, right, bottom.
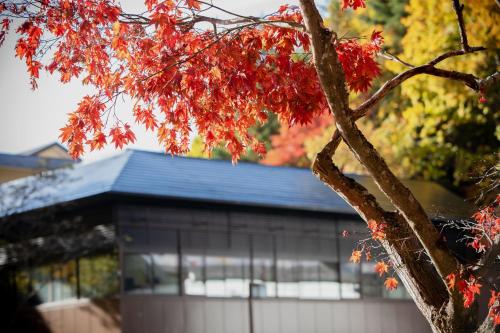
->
181, 231, 250, 298
183, 255, 205, 295
276, 235, 299, 298
182, 231, 206, 296
318, 238, 340, 299
205, 256, 226, 297
123, 254, 153, 293
32, 266, 52, 303
52, 261, 77, 301
224, 256, 250, 297
152, 253, 178, 294
361, 262, 383, 298
277, 258, 299, 297
79, 254, 119, 298
297, 238, 321, 299
252, 235, 276, 298
224, 234, 250, 297
276, 235, 340, 300
339, 221, 362, 299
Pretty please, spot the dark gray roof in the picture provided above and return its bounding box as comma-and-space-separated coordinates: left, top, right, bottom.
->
0, 149, 474, 218
0, 152, 74, 170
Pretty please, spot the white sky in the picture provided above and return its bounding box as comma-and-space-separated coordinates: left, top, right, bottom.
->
0, 0, 326, 162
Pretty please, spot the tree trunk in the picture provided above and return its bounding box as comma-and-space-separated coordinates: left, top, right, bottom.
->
297, 1, 494, 332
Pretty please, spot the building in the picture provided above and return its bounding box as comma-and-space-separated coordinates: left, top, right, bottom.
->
0, 148, 473, 333
0, 142, 75, 183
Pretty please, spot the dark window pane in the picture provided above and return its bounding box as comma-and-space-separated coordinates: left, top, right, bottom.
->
149, 228, 177, 248
123, 254, 153, 293
361, 262, 383, 298
181, 231, 206, 296
252, 235, 276, 298
318, 238, 340, 299
224, 234, 250, 297
276, 235, 299, 298
121, 226, 148, 246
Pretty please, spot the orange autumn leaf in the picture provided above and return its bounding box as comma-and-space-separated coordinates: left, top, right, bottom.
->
0, 1, 384, 159
367, 219, 386, 241
349, 250, 362, 264
384, 277, 398, 291
446, 273, 456, 291
375, 261, 389, 277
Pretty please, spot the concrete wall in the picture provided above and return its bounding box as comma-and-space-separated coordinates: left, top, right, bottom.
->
122, 296, 432, 333
39, 298, 120, 333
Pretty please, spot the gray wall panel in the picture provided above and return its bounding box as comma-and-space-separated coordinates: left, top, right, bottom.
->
314, 302, 334, 333
223, 300, 249, 333
348, 302, 365, 333
204, 299, 225, 333
121, 296, 432, 333
279, 301, 299, 333
184, 299, 205, 333
298, 302, 316, 333
363, 302, 382, 333
330, 302, 350, 333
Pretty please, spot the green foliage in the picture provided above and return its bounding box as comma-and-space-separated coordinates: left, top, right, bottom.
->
377, 0, 500, 188
313, 0, 499, 194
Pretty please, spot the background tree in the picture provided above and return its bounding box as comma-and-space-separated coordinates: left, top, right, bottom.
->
189, 112, 279, 162
267, 0, 499, 202
1, 0, 499, 332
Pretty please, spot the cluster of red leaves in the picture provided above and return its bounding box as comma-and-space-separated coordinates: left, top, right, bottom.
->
336, 31, 383, 93
446, 273, 482, 308
442, 196, 500, 327
367, 219, 387, 241
468, 195, 499, 253
341, 0, 366, 10
0, 0, 383, 160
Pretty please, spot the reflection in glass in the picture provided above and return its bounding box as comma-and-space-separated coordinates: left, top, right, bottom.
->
52, 262, 77, 301
252, 235, 276, 298
79, 254, 119, 298
183, 255, 205, 295
205, 256, 225, 297
224, 256, 250, 297
361, 262, 383, 298
123, 254, 153, 293
32, 266, 53, 303
152, 253, 178, 294
252, 257, 276, 298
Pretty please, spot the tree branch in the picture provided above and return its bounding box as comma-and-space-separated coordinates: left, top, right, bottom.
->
452, 0, 472, 51
313, 131, 449, 318
474, 235, 500, 279
356, 56, 496, 117
299, 0, 459, 288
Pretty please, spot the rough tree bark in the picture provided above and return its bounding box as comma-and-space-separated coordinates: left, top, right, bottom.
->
298, 0, 499, 332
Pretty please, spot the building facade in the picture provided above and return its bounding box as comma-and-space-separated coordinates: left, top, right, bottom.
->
1, 149, 472, 333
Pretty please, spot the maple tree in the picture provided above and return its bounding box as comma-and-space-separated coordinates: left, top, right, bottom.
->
1, 0, 499, 332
